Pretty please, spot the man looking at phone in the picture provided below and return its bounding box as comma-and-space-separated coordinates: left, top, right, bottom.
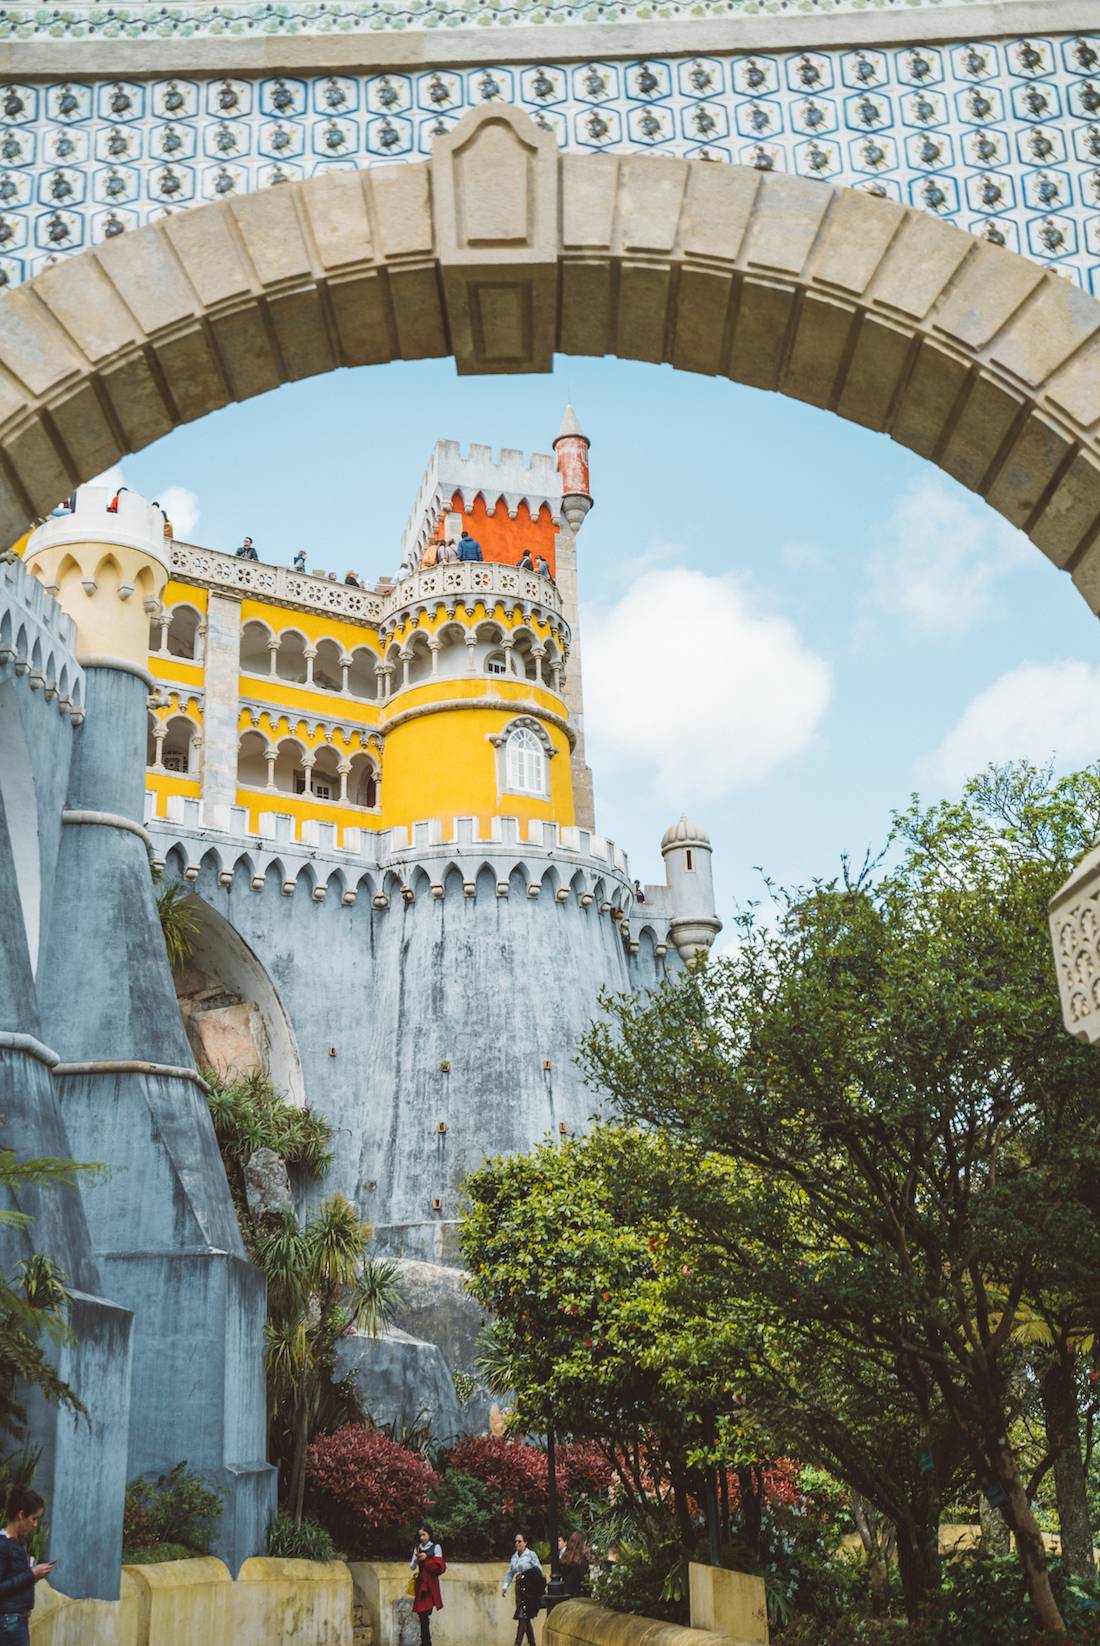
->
0, 1486, 55, 1644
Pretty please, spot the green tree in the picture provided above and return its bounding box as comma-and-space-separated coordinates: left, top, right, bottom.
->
259, 1194, 403, 1523
579, 763, 1100, 1635
154, 879, 199, 973
0, 1149, 96, 1441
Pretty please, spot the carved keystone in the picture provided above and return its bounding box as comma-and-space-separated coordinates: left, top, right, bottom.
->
432, 105, 559, 376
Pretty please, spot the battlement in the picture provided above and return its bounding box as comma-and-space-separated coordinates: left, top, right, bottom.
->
401, 439, 563, 570
0, 551, 84, 717
26, 486, 171, 570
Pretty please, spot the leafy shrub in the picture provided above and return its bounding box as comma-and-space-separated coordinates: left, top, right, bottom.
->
306, 1425, 438, 1554
557, 1443, 614, 1503
791, 1555, 1100, 1646
265, 1512, 336, 1562
122, 1462, 222, 1556
123, 1543, 198, 1565
427, 1469, 503, 1558
442, 1436, 549, 1520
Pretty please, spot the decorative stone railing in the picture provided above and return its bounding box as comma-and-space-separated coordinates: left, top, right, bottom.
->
169, 543, 564, 630
0, 550, 84, 718
1050, 844, 1100, 1045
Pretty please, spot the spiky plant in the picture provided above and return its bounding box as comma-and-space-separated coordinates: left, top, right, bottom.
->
155, 879, 200, 973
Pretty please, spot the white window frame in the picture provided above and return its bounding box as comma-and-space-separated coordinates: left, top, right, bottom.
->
489, 716, 555, 802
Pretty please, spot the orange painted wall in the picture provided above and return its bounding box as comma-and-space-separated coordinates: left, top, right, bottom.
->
446, 492, 558, 575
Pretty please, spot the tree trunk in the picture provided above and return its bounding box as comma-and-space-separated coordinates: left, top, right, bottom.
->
1041, 1346, 1095, 1580
851, 1495, 892, 1615
896, 1517, 939, 1621
737, 1466, 762, 1560
993, 1439, 1065, 1633
979, 1491, 1010, 1557
288, 1405, 309, 1525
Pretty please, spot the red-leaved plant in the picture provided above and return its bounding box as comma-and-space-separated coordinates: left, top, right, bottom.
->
306, 1426, 439, 1551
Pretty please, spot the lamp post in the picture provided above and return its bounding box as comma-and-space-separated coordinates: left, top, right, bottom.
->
543, 1425, 569, 1611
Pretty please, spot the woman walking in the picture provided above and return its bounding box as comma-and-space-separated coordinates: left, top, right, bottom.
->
501, 1531, 545, 1646
559, 1531, 590, 1599
409, 1524, 445, 1646
0, 1487, 55, 1645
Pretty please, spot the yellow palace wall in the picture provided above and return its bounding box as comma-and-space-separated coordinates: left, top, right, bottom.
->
144, 586, 575, 843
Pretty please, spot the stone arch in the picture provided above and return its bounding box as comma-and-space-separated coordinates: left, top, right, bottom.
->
173, 886, 306, 1106
4, 104, 1100, 608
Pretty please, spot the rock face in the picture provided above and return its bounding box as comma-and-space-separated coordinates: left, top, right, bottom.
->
335, 1327, 465, 1446
245, 1146, 294, 1222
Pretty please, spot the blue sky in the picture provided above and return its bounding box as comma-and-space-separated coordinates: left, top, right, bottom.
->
111, 355, 1100, 928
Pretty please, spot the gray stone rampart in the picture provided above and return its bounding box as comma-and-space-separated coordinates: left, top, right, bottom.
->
0, 559, 133, 1603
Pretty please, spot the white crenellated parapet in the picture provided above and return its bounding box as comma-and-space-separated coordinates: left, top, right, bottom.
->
26, 486, 170, 570
400, 440, 562, 570
0, 549, 84, 719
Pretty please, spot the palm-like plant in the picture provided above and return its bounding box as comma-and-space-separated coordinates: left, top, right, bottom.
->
0, 1150, 98, 1440
154, 879, 200, 973
255, 1194, 403, 1523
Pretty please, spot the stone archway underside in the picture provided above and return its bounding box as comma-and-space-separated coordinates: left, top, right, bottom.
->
3, 103, 1100, 607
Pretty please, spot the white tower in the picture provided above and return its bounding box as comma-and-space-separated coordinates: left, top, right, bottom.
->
661, 816, 722, 959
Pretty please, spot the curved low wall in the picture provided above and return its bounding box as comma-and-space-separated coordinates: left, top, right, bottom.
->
28, 1557, 353, 1646
547, 1598, 759, 1646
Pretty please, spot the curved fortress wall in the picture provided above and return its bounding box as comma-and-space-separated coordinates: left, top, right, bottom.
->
4, 495, 276, 1594
0, 551, 133, 1604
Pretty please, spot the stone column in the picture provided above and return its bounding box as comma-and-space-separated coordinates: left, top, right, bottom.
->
200, 589, 243, 814
554, 520, 595, 830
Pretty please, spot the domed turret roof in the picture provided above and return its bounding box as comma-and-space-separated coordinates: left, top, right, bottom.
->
661, 816, 711, 851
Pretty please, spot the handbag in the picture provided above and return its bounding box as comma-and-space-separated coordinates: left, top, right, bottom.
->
406, 1575, 417, 1598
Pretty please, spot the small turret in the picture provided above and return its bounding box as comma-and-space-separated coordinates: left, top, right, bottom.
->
553, 404, 592, 532
24, 486, 169, 667
661, 816, 722, 959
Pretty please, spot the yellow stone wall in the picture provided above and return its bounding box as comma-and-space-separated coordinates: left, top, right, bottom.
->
147, 582, 575, 844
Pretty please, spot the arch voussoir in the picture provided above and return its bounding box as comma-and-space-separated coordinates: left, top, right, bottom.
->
0, 102, 1098, 612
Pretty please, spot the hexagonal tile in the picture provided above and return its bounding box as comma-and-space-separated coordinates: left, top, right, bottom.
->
314, 76, 359, 116
521, 66, 567, 107
150, 123, 197, 164
365, 115, 411, 158
152, 80, 198, 121
260, 77, 307, 119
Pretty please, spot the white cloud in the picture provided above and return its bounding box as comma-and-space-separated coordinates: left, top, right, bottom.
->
868, 473, 1030, 635
89, 464, 126, 493
584, 567, 831, 801
158, 485, 200, 540
919, 661, 1100, 791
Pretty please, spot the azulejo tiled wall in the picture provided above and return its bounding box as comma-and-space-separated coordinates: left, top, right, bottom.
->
2, 33, 1100, 292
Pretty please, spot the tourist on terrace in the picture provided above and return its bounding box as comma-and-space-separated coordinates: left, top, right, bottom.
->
457, 530, 483, 563
410, 1524, 446, 1646
501, 1531, 545, 1646
535, 554, 552, 579
293, 549, 307, 573
633, 879, 646, 904
420, 539, 441, 569
345, 570, 362, 587
236, 536, 258, 560
0, 1486, 55, 1646
439, 538, 458, 565
517, 549, 534, 571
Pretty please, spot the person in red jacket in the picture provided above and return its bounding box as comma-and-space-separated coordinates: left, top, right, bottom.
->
410, 1524, 446, 1646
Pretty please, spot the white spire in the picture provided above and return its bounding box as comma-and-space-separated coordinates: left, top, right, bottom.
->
556, 403, 585, 443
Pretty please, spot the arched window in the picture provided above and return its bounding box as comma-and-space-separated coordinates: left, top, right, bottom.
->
485, 650, 509, 677
166, 606, 200, 660
506, 726, 545, 795
161, 716, 195, 774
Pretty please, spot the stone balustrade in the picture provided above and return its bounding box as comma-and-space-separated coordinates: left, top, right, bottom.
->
168, 542, 564, 630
